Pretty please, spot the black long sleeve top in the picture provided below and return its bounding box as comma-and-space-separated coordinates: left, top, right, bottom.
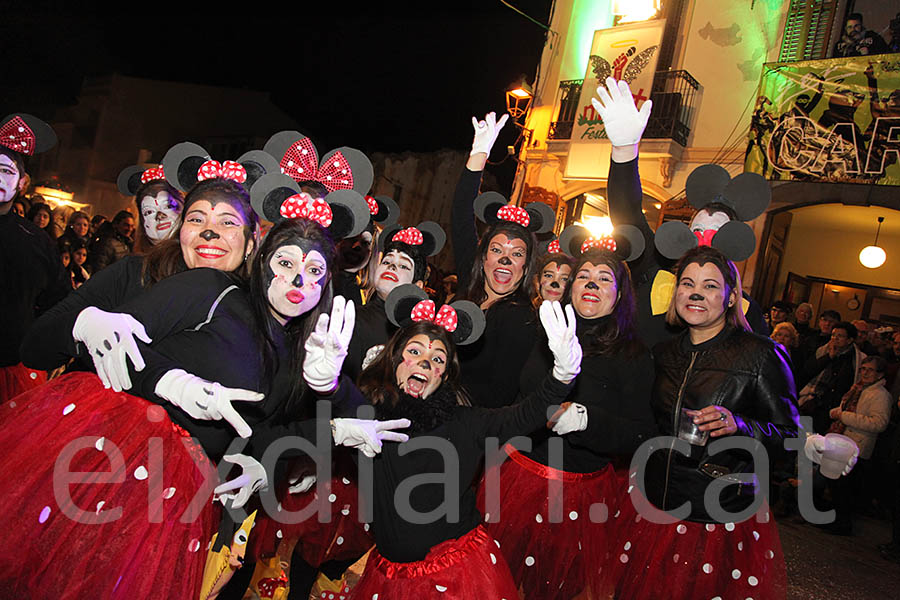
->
370, 374, 573, 563
451, 166, 538, 408
21, 255, 147, 371
343, 295, 394, 381
517, 315, 657, 473
1, 212, 70, 367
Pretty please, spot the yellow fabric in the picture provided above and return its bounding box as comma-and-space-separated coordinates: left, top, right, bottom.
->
650, 270, 675, 316
199, 510, 257, 600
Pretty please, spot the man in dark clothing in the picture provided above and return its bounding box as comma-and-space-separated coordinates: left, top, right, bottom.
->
834, 13, 889, 57
799, 321, 862, 434
88, 209, 134, 273
797, 309, 841, 378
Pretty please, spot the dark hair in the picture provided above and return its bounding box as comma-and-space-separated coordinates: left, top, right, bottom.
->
847, 12, 863, 23
665, 245, 750, 332
358, 320, 469, 409
833, 321, 858, 339
26, 202, 56, 239
91, 214, 107, 227
861, 355, 886, 373
567, 249, 640, 357
462, 221, 536, 307
694, 202, 737, 222
133, 180, 185, 253
249, 218, 337, 407
532, 252, 574, 308
821, 310, 841, 322
381, 239, 427, 283
112, 210, 134, 226
141, 178, 259, 286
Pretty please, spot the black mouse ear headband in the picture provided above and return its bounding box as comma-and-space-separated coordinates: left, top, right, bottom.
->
162, 142, 280, 194
654, 164, 770, 262
474, 192, 555, 234
249, 173, 369, 239
0, 113, 57, 156
117, 164, 167, 196
367, 195, 400, 228
385, 284, 486, 346
379, 221, 446, 257
557, 223, 645, 262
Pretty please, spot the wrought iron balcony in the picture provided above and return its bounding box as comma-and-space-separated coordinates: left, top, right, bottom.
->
547, 70, 699, 147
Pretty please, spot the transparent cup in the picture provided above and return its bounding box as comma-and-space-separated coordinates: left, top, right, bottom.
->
819, 433, 857, 479
677, 407, 709, 446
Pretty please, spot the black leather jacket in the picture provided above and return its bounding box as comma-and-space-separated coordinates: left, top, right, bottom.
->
642, 325, 799, 522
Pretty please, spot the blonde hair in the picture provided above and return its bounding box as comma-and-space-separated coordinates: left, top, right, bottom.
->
771, 322, 799, 347
664, 246, 751, 332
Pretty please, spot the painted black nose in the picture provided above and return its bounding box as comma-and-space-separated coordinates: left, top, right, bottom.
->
690, 293, 704, 301
199, 229, 219, 241
499, 256, 512, 265
291, 274, 303, 287
586, 281, 599, 290
419, 360, 431, 370
549, 281, 560, 289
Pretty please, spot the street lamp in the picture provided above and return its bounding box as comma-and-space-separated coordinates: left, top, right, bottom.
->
506, 78, 534, 121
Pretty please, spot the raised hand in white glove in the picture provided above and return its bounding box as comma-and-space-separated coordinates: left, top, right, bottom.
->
332, 418, 411, 458
72, 307, 152, 392
470, 111, 510, 156
804, 434, 858, 476
540, 301, 582, 384
213, 454, 268, 509
154, 369, 264, 438
591, 77, 653, 148
303, 296, 355, 394
288, 474, 317, 494
552, 402, 588, 435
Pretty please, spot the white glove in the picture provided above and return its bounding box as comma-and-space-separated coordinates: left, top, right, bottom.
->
591, 77, 653, 147
552, 402, 588, 435
154, 369, 264, 438
303, 296, 355, 393
72, 307, 152, 392
470, 112, 510, 156
540, 301, 582, 384
288, 474, 317, 494
332, 418, 411, 458
804, 434, 858, 476
213, 454, 268, 509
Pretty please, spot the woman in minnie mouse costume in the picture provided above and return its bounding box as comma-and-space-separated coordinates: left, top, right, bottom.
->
451, 113, 556, 408
343, 219, 446, 380
116, 163, 185, 253
593, 78, 771, 347
0, 112, 69, 403
478, 230, 656, 599
0, 148, 402, 599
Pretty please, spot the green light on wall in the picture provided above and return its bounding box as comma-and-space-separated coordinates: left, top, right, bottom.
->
564, 0, 615, 80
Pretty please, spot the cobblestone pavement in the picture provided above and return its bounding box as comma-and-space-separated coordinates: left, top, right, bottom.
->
781, 516, 900, 599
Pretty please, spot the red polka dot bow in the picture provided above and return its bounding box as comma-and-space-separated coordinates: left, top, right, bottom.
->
197, 160, 247, 184
547, 239, 561, 254
497, 205, 530, 227
0, 116, 35, 155
279, 137, 354, 193
392, 227, 423, 246
693, 229, 717, 247
410, 299, 458, 333
279, 193, 333, 227
581, 236, 617, 253
140, 165, 165, 184
365, 195, 379, 216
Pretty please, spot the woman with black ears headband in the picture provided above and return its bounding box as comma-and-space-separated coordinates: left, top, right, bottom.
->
451, 112, 556, 408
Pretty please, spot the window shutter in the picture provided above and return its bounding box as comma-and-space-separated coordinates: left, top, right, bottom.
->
778, 0, 838, 62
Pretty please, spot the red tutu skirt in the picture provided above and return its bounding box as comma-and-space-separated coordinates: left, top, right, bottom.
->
0, 372, 220, 600
611, 483, 787, 600
350, 525, 519, 600
476, 446, 618, 599
250, 449, 372, 567
0, 362, 47, 404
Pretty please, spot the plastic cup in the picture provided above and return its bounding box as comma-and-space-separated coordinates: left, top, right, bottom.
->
819, 433, 857, 479
677, 407, 708, 446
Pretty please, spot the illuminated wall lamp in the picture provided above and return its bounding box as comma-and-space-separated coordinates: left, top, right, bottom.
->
613, 0, 662, 23
505, 78, 534, 121
859, 216, 886, 269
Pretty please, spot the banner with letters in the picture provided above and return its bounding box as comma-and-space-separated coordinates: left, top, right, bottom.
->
744, 56, 900, 186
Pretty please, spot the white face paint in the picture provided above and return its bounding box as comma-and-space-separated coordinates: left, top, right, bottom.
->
689, 209, 731, 235
374, 249, 417, 299
266, 245, 327, 325
0, 154, 22, 211
140, 191, 183, 242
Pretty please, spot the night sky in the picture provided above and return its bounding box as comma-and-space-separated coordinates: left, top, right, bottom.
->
3, 1, 553, 190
